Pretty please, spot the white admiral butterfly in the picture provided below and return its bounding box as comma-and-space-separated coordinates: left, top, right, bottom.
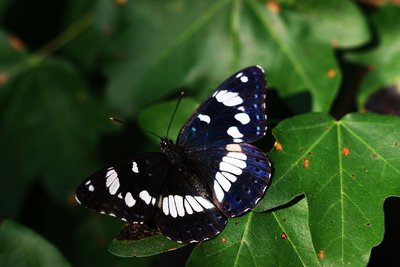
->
75, 66, 272, 243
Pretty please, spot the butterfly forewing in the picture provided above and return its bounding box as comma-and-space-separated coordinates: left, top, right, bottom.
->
75, 153, 168, 224
177, 66, 267, 148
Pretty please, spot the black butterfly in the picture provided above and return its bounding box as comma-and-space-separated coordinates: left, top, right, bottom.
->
75, 66, 272, 243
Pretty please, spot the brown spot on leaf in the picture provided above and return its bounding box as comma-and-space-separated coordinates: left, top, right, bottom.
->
115, 0, 127, 5
331, 39, 339, 49
327, 69, 337, 78
221, 237, 228, 244
307, 151, 312, 155
365, 222, 371, 227
266, 0, 280, 13
372, 153, 378, 159
8, 35, 25, 50
303, 158, 309, 168
341, 147, 351, 156
274, 142, 283, 151
281, 232, 287, 239
318, 250, 325, 260
0, 72, 9, 86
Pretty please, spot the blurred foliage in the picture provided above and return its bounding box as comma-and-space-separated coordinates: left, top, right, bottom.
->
0, 0, 399, 266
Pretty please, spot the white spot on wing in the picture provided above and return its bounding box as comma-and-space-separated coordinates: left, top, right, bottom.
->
75, 195, 81, 204
221, 171, 237, 182
256, 65, 265, 73
226, 144, 242, 152
139, 190, 152, 205
227, 126, 243, 138
132, 161, 139, 173
215, 172, 231, 192
213, 182, 224, 202
240, 76, 248, 83
175, 195, 185, 217
118, 193, 123, 199
198, 114, 211, 124
215, 90, 243, 107
184, 199, 193, 214
109, 178, 119, 195
227, 152, 247, 160
88, 185, 95, 192
219, 161, 243, 175
236, 72, 243, 78
85, 180, 91, 185
169, 195, 177, 218
185, 196, 203, 212
224, 96, 243, 106
106, 169, 119, 195
162, 197, 169, 215
125, 192, 136, 207
194, 196, 214, 209
222, 156, 247, 169
234, 113, 250, 124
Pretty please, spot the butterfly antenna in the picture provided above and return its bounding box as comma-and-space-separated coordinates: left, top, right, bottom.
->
109, 116, 125, 124
166, 91, 185, 138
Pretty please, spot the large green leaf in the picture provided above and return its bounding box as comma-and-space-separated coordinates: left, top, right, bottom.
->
346, 5, 400, 108
0, 220, 71, 267
0, 57, 111, 217
187, 198, 320, 266
102, 0, 368, 114
257, 112, 400, 265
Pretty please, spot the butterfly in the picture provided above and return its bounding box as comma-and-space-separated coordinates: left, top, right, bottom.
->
75, 65, 272, 243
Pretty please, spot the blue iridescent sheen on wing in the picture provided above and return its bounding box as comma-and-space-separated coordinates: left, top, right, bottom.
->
177, 66, 267, 148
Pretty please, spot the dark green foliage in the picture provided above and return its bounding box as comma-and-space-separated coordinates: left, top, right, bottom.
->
0, 1, 399, 266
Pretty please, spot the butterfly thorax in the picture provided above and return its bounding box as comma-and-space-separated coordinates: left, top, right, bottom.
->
160, 137, 188, 172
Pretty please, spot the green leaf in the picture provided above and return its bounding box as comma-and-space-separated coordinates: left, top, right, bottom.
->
257, 112, 400, 265
0, 220, 71, 267
102, 0, 369, 114
187, 198, 320, 267
283, 0, 370, 48
0, 30, 30, 83
109, 233, 184, 257
346, 5, 400, 108
137, 97, 199, 143
0, 58, 111, 217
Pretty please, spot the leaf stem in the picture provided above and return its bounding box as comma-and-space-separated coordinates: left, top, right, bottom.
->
33, 13, 94, 62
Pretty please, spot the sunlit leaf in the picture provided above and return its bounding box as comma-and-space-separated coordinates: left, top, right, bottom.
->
257, 112, 400, 265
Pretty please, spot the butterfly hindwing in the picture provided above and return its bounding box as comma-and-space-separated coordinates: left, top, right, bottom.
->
154, 168, 227, 243
177, 66, 267, 148
75, 153, 168, 224
186, 143, 271, 217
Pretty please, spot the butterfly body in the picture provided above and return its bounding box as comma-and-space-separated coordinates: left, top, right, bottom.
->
76, 66, 272, 243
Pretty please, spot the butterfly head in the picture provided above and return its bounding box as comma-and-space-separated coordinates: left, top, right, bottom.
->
160, 137, 174, 152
